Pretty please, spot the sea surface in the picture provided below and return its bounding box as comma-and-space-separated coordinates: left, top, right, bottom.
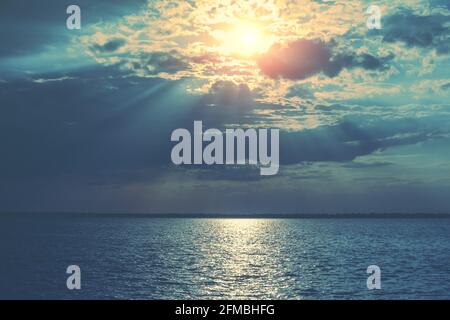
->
1, 216, 450, 300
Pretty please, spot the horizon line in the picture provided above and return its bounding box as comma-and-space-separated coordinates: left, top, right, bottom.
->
1, 212, 450, 219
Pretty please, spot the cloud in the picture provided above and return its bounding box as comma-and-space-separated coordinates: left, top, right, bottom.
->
340, 161, 392, 169
189, 166, 265, 182
84, 32, 190, 76
131, 51, 191, 75
0, 70, 176, 182
285, 84, 315, 99
32, 76, 76, 84
178, 80, 260, 130
2, 62, 450, 212
431, 0, 450, 10
204, 80, 253, 106
278, 119, 447, 165
441, 82, 450, 90
90, 38, 127, 54
257, 39, 393, 80
378, 10, 450, 54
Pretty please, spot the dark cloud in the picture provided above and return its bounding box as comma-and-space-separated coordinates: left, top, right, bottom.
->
1, 65, 450, 212
441, 82, 450, 90
377, 10, 450, 54
258, 40, 331, 79
182, 81, 258, 130
340, 162, 392, 169
87, 38, 191, 75
0, 67, 184, 182
0, 0, 147, 57
279, 119, 445, 165
204, 80, 253, 106
431, 0, 450, 10
257, 39, 393, 80
90, 38, 127, 53
1, 68, 445, 178
285, 84, 315, 99
165, 116, 447, 183
6, 70, 437, 184
314, 104, 345, 112
131, 50, 190, 75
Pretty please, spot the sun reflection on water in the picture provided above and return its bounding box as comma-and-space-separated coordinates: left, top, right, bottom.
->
195, 219, 296, 299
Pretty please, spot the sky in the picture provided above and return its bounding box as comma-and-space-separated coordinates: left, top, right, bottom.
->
0, 0, 449, 214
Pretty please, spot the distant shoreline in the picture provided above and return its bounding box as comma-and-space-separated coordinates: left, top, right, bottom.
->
1, 213, 450, 219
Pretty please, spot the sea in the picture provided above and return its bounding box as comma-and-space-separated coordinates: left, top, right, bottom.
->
1, 216, 449, 300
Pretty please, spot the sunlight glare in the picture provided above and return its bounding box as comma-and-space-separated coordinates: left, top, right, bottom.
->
221, 22, 271, 57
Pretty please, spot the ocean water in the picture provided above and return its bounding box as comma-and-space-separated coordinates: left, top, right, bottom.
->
0, 216, 450, 300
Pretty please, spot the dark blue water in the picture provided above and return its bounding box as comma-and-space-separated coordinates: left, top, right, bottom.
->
1, 217, 450, 299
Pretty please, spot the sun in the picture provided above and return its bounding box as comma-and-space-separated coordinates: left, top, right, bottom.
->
221, 22, 271, 57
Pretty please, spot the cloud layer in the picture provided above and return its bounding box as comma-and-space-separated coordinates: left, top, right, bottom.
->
380, 9, 450, 54
257, 39, 393, 80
